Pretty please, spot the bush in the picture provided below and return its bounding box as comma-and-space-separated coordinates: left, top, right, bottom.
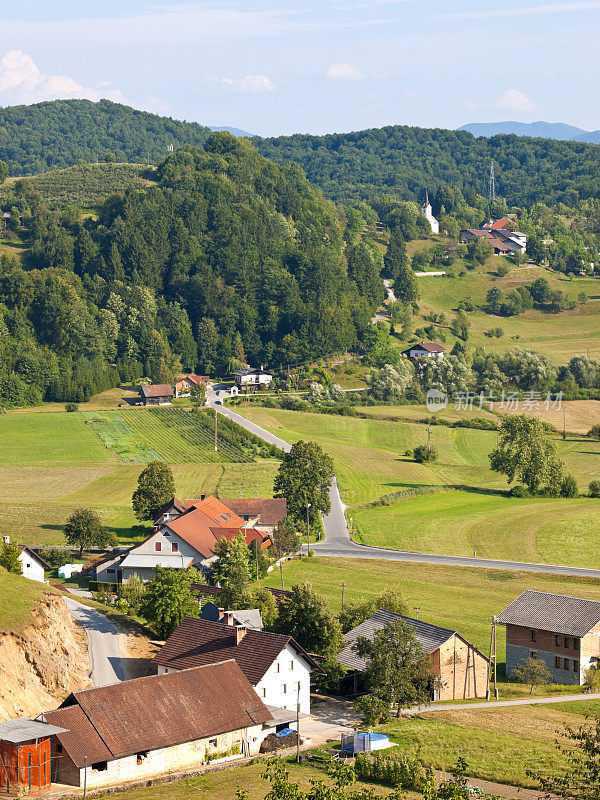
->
65, 402, 79, 412
496, 263, 510, 277
510, 485, 530, 498
404, 449, 413, 458
589, 480, 600, 498
560, 474, 578, 497
413, 445, 437, 463
354, 694, 391, 726
589, 424, 600, 439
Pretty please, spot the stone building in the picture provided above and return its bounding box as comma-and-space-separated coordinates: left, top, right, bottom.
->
498, 590, 600, 685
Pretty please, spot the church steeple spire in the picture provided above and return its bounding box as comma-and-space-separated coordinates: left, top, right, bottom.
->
425, 189, 429, 206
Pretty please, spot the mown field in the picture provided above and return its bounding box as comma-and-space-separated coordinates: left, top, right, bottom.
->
0, 407, 279, 546
242, 405, 600, 566
403, 239, 600, 363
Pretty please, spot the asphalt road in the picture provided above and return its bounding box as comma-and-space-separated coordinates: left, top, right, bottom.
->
408, 691, 600, 714
64, 597, 124, 687
213, 400, 600, 578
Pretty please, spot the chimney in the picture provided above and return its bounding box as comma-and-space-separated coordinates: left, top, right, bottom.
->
2, 535, 10, 545
235, 625, 247, 645
224, 611, 234, 626
218, 607, 225, 620
200, 493, 206, 502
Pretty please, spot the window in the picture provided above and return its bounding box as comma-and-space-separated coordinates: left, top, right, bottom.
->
155, 542, 162, 552
171, 542, 178, 552
531, 630, 536, 642
107, 568, 115, 575
555, 656, 561, 668
530, 651, 538, 659
92, 762, 108, 772
136, 752, 148, 765
574, 660, 580, 672
555, 635, 560, 647
564, 658, 570, 670
282, 684, 287, 694
574, 639, 580, 651
56, 743, 63, 753
289, 660, 294, 670
260, 687, 266, 698
275, 663, 280, 673
564, 637, 569, 648
208, 739, 217, 749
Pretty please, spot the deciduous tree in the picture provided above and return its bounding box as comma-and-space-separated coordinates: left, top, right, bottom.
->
274, 441, 333, 521
64, 507, 114, 557
140, 566, 199, 639
490, 415, 563, 493
132, 461, 175, 521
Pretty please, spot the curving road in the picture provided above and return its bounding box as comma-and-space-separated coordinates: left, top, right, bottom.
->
64, 597, 124, 687
211, 398, 600, 578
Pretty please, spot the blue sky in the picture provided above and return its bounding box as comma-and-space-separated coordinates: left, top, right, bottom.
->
1, 1, 598, 136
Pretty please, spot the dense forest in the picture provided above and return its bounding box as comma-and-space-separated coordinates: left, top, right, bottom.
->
258, 127, 600, 206
0, 133, 381, 406
0, 100, 211, 175
1, 100, 600, 208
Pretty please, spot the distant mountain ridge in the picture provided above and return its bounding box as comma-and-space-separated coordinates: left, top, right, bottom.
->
209, 125, 253, 137
459, 121, 600, 144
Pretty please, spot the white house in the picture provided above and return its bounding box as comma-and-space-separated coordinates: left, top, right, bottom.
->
402, 341, 446, 362
153, 616, 323, 716
233, 367, 273, 391
18, 546, 49, 583
421, 191, 439, 235
42, 661, 273, 789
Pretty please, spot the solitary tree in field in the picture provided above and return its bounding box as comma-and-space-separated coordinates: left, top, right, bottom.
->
0, 540, 21, 574
132, 461, 175, 521
140, 566, 199, 639
512, 656, 552, 694
64, 508, 114, 557
489, 414, 563, 494
274, 440, 333, 522
356, 619, 434, 716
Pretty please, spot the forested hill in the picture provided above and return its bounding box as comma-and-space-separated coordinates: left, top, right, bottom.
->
2, 100, 600, 208
0, 99, 211, 175
0, 133, 381, 407
256, 126, 600, 207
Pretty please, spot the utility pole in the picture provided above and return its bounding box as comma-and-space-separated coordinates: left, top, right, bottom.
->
414, 606, 420, 620
279, 559, 284, 589
83, 756, 87, 800
486, 616, 498, 700
563, 405, 566, 439
427, 424, 431, 450
489, 160, 496, 203
306, 503, 311, 554
341, 583, 346, 609
296, 683, 301, 763
214, 408, 218, 452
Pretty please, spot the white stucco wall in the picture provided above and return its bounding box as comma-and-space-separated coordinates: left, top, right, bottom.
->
19, 551, 45, 582
255, 643, 312, 716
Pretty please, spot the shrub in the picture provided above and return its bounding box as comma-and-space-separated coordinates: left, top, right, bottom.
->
65, 402, 79, 412
510, 485, 530, 498
496, 263, 510, 277
413, 445, 437, 463
560, 474, 578, 498
354, 694, 391, 726
589, 424, 600, 439
404, 449, 414, 458
589, 480, 600, 498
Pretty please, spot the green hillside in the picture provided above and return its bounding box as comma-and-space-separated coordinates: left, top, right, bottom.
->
0, 567, 58, 634
0, 99, 211, 175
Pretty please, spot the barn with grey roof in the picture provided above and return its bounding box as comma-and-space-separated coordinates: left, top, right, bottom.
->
338, 610, 489, 701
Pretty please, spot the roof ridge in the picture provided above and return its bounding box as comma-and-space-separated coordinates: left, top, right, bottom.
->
373, 609, 456, 638
519, 589, 600, 605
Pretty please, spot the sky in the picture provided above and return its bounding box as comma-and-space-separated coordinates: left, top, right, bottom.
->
0, 1, 598, 137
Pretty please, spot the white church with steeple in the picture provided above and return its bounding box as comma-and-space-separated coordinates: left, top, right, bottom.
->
421, 191, 439, 235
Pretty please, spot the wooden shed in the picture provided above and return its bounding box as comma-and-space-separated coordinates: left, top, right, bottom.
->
0, 719, 67, 797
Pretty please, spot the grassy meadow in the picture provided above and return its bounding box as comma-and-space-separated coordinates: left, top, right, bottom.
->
397, 238, 600, 363
242, 405, 600, 566
0, 406, 279, 546
0, 568, 59, 634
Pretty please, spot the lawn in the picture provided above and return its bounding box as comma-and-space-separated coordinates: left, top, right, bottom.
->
0, 568, 58, 635
0, 409, 279, 546
264, 556, 600, 663
242, 405, 600, 565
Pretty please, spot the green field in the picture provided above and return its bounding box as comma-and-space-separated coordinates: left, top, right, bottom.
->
405, 241, 600, 363
265, 556, 600, 662
242, 405, 600, 566
0, 408, 279, 546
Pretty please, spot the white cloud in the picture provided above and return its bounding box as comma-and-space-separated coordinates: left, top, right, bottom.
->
326, 61, 365, 80
436, 1, 600, 20
496, 88, 537, 112
221, 74, 275, 93
0, 49, 127, 106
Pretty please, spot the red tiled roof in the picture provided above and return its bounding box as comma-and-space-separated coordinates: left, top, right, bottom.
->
140, 384, 174, 398
164, 496, 246, 559
218, 499, 287, 527
153, 616, 323, 682
44, 661, 271, 768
